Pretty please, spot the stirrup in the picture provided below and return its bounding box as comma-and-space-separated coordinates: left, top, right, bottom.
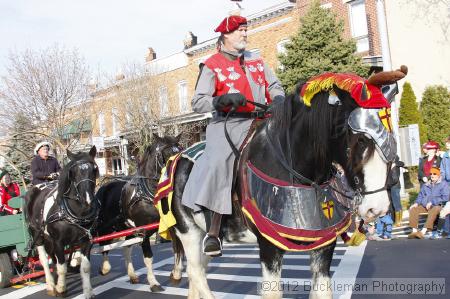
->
202, 234, 223, 257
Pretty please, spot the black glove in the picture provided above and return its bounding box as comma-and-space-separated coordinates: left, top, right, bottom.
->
212, 93, 247, 111
266, 95, 285, 113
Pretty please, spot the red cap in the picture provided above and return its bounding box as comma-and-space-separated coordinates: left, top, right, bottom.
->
215, 16, 247, 34
424, 141, 439, 150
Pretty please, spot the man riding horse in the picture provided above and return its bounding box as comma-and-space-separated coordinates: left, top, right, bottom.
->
181, 15, 285, 256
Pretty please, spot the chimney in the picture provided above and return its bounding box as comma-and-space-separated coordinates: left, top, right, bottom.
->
115, 69, 125, 81
88, 79, 98, 94
183, 31, 198, 49
145, 47, 156, 62
229, 1, 242, 16
115, 73, 125, 81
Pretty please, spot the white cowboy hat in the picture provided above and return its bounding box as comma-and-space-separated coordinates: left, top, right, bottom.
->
34, 141, 51, 154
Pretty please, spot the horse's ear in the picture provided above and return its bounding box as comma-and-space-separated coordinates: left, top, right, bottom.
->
89, 146, 97, 159
332, 84, 355, 108
67, 149, 75, 161
175, 133, 182, 142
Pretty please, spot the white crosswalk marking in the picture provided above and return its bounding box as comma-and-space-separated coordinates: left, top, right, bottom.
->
4, 241, 364, 299
79, 242, 362, 298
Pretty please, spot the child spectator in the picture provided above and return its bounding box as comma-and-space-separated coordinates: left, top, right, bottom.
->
0, 170, 21, 215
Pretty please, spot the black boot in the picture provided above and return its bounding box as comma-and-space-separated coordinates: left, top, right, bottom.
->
437, 217, 445, 231
203, 212, 223, 257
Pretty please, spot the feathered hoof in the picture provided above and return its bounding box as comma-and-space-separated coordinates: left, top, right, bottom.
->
129, 276, 140, 284
150, 284, 165, 292
55, 290, 67, 297
169, 272, 182, 286
99, 269, 110, 276
47, 289, 57, 297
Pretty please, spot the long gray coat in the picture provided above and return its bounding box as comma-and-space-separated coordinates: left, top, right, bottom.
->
182, 50, 285, 214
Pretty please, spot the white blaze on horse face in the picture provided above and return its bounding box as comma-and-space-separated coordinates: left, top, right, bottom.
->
358, 148, 390, 222
85, 192, 91, 205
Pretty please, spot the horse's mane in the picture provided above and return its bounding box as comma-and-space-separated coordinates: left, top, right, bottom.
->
138, 144, 155, 169
269, 83, 340, 174
137, 136, 178, 174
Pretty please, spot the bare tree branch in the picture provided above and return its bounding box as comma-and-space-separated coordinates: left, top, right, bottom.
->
0, 44, 91, 149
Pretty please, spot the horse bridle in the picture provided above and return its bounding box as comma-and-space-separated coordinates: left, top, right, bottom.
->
263, 113, 392, 210
63, 159, 98, 203
350, 160, 393, 207
127, 143, 182, 209
45, 159, 99, 240
153, 143, 182, 179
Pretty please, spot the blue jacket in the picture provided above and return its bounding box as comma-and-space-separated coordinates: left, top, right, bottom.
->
415, 179, 450, 206
440, 152, 450, 184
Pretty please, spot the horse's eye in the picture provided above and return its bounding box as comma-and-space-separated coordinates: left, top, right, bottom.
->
357, 138, 368, 148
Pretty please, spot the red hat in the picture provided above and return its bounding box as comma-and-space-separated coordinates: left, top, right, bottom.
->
215, 15, 247, 34
424, 141, 439, 150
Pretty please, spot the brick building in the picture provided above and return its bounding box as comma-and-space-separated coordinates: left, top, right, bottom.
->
80, 0, 429, 176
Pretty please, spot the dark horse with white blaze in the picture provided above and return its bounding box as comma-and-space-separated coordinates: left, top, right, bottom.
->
167, 69, 406, 298
25, 146, 98, 298
95, 134, 183, 291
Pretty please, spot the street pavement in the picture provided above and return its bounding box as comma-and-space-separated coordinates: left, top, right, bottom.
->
0, 216, 449, 299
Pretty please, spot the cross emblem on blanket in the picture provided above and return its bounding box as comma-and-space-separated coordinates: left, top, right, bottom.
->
321, 200, 334, 220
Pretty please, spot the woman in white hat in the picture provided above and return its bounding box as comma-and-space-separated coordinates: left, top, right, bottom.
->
31, 141, 61, 185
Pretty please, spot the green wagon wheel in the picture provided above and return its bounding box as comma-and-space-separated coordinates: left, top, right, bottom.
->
0, 253, 13, 288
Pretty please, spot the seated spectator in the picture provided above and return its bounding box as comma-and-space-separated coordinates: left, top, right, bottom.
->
31, 141, 61, 186
418, 141, 441, 185
0, 170, 20, 215
408, 167, 450, 239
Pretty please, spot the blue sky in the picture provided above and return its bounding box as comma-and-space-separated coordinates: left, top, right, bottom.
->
0, 0, 284, 77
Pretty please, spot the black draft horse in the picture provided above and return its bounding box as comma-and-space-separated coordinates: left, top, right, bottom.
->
168, 71, 405, 298
25, 146, 98, 298
95, 134, 183, 291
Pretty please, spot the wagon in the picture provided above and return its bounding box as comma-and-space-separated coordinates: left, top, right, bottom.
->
0, 195, 30, 288
0, 194, 160, 288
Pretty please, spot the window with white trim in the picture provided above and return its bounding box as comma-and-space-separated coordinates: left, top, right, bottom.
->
159, 86, 168, 116
178, 80, 188, 113
349, 0, 369, 52
98, 112, 105, 136
112, 157, 125, 175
